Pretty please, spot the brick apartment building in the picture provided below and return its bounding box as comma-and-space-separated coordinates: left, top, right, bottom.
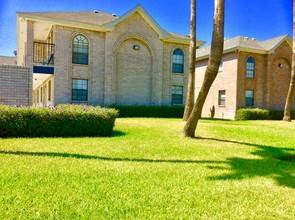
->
195, 35, 294, 119
16, 5, 204, 107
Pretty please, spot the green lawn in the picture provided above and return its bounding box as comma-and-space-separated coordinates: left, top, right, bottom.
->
0, 118, 294, 219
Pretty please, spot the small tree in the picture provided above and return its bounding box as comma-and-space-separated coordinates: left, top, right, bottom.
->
283, 0, 295, 122
182, 0, 225, 137
183, 0, 197, 121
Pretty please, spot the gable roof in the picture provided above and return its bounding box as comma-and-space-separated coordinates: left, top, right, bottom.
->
196, 34, 292, 60
17, 5, 204, 46
104, 5, 170, 39
259, 35, 292, 52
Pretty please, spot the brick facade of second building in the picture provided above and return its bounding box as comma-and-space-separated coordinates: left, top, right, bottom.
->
196, 35, 294, 119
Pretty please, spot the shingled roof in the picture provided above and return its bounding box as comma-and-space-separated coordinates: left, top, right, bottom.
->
196, 35, 291, 60
17, 5, 204, 46
18, 10, 118, 26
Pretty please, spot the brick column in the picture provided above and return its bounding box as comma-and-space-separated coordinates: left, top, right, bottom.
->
104, 33, 114, 106
25, 20, 34, 67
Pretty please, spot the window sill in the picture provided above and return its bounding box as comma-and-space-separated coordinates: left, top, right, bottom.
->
71, 100, 88, 104
72, 63, 89, 67
172, 73, 184, 76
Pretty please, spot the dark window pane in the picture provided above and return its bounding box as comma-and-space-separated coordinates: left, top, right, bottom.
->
72, 79, 88, 101
245, 97, 254, 107
246, 57, 255, 78
72, 35, 88, 65
171, 86, 183, 105
245, 90, 254, 107
173, 63, 184, 73
172, 49, 184, 73
218, 90, 226, 106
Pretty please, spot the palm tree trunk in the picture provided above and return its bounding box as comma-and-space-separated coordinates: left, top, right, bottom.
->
183, 0, 197, 121
182, 0, 225, 137
283, 0, 295, 122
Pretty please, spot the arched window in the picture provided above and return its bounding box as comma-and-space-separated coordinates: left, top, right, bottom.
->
246, 57, 255, 78
72, 35, 88, 65
172, 49, 184, 73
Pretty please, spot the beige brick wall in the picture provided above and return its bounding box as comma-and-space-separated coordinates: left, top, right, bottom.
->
105, 12, 164, 105
53, 25, 106, 105
195, 52, 238, 119
50, 11, 188, 106
163, 43, 189, 106
0, 65, 32, 106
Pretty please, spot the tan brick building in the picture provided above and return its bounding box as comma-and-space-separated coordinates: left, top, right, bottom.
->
16, 5, 203, 107
195, 35, 294, 119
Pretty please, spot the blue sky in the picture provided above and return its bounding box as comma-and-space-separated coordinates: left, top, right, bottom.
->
0, 0, 292, 56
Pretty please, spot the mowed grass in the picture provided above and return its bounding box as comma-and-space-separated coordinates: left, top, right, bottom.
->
0, 118, 294, 219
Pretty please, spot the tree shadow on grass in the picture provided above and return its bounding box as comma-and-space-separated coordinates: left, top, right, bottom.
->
0, 130, 127, 139
0, 150, 224, 164
1, 137, 294, 188
198, 137, 295, 189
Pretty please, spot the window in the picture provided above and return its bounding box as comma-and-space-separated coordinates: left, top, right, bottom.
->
171, 86, 183, 105
218, 90, 226, 106
245, 90, 254, 107
172, 49, 184, 73
246, 57, 255, 78
72, 79, 88, 101
48, 80, 51, 101
72, 35, 88, 65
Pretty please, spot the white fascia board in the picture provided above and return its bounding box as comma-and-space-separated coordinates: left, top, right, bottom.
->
268, 35, 292, 53
196, 46, 268, 61
162, 37, 190, 45
17, 13, 109, 32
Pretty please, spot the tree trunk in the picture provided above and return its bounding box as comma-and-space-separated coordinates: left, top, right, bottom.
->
183, 0, 197, 121
182, 0, 225, 137
283, 0, 295, 122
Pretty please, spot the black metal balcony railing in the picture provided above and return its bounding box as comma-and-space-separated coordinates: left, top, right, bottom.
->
34, 42, 55, 65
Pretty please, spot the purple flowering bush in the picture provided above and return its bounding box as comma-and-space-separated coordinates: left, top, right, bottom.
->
0, 104, 118, 137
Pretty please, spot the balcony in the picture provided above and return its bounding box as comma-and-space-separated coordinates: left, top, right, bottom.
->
33, 42, 55, 74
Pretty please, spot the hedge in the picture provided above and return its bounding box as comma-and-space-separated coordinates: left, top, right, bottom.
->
236, 108, 295, 120
113, 106, 184, 118
0, 104, 118, 137
268, 109, 295, 120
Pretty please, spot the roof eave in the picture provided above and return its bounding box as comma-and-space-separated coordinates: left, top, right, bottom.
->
196, 46, 269, 61
17, 12, 110, 32
267, 35, 292, 53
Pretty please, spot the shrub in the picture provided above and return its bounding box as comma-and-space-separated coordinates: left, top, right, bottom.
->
269, 109, 295, 120
235, 108, 270, 120
113, 106, 184, 118
0, 104, 118, 137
